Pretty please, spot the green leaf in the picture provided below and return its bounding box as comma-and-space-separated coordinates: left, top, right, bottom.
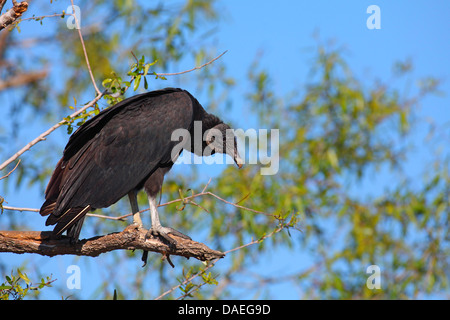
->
0, 285, 12, 290
17, 269, 30, 285
327, 148, 339, 170
133, 75, 141, 91
144, 76, 148, 90
102, 78, 112, 88
143, 63, 150, 76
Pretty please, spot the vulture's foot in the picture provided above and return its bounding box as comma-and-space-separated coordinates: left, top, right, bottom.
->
131, 221, 144, 230
145, 225, 191, 247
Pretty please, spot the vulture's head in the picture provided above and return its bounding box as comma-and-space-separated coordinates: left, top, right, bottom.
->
205, 123, 243, 168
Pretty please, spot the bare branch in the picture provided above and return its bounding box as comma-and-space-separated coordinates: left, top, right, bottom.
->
204, 191, 272, 216
1, 205, 38, 212
0, 159, 20, 180
0, 92, 104, 171
155, 223, 287, 300
156, 50, 228, 77
0, 48, 226, 171
202, 178, 212, 193
2, 182, 272, 220
0, 0, 7, 15
0, 69, 47, 91
0, 0, 28, 31
16, 12, 65, 22
0, 224, 225, 261
223, 224, 285, 255
70, 0, 101, 96
155, 259, 219, 300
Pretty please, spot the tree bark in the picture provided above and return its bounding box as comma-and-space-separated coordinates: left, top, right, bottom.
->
0, 1, 28, 31
0, 224, 225, 263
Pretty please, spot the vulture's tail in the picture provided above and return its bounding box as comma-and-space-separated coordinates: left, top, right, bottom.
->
40, 157, 91, 243
40, 200, 90, 243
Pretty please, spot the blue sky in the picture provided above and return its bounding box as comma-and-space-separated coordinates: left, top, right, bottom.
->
214, 0, 450, 195
0, 1, 449, 299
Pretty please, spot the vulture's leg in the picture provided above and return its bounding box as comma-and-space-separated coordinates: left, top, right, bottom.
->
128, 190, 149, 266
145, 194, 191, 246
128, 190, 143, 227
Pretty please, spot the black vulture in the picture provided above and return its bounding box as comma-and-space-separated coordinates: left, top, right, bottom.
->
40, 87, 243, 244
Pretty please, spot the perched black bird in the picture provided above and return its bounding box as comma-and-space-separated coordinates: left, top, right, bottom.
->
40, 88, 243, 244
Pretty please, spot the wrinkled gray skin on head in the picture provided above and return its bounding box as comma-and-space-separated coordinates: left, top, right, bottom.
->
205, 123, 243, 168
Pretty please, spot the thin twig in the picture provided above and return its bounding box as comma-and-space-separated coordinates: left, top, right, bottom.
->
0, 159, 20, 180
188, 199, 209, 213
0, 92, 104, 171
175, 278, 211, 300
155, 260, 218, 300
125, 51, 228, 81
14, 12, 65, 23
0, 0, 28, 31
1, 6, 101, 169
0, 0, 7, 14
3, 182, 271, 219
0, 48, 226, 171
155, 50, 228, 76
2, 206, 38, 212
223, 224, 285, 255
130, 50, 139, 64
236, 192, 251, 205
70, 0, 101, 96
154, 197, 285, 300
202, 178, 212, 193
155, 223, 287, 300
204, 191, 272, 216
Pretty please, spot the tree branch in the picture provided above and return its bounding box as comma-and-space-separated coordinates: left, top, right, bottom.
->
0, 224, 225, 262
70, 0, 101, 96
0, 49, 227, 172
0, 159, 20, 180
0, 0, 8, 14
0, 69, 47, 91
2, 188, 272, 220
0, 91, 104, 171
155, 223, 288, 300
0, 0, 28, 31
156, 50, 228, 77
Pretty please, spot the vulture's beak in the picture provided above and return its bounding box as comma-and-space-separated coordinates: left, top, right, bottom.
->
234, 150, 244, 169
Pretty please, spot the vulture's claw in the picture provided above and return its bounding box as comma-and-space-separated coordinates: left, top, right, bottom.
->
145, 226, 191, 247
